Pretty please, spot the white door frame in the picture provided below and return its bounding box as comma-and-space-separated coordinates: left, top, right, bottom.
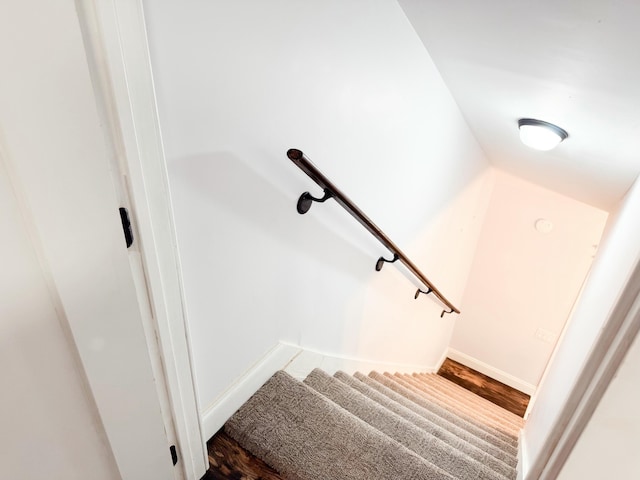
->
2, 1, 189, 478
527, 256, 640, 479
76, 0, 207, 478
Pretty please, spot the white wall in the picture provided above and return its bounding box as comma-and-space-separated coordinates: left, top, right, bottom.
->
0, 151, 119, 479
142, 0, 492, 413
451, 171, 607, 390
524, 175, 640, 468
358, 168, 495, 364
557, 329, 640, 479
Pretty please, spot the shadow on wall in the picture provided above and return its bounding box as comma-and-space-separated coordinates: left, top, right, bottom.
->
167, 146, 493, 403
168, 149, 390, 402
168, 149, 384, 353
168, 150, 376, 279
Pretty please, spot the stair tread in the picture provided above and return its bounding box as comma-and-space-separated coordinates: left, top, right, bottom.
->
396, 373, 521, 436
225, 370, 456, 480
383, 373, 519, 443
362, 372, 518, 455
334, 371, 517, 474
213, 368, 521, 480
415, 374, 525, 427
304, 369, 512, 480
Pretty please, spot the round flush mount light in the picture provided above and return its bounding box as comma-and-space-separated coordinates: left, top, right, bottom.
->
518, 118, 568, 151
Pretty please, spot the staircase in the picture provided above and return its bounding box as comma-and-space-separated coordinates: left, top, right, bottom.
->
217, 368, 523, 479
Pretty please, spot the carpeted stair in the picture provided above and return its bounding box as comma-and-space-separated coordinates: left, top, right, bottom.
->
224, 368, 523, 480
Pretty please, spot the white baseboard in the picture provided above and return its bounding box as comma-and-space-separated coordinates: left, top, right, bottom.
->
447, 348, 537, 395
283, 343, 438, 380
434, 347, 449, 373
201, 342, 443, 440
200, 342, 302, 440
517, 430, 528, 480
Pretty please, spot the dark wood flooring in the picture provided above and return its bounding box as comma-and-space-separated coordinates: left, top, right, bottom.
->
437, 358, 530, 417
201, 430, 284, 480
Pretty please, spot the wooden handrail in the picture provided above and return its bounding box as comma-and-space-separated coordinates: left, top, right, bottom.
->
287, 148, 460, 317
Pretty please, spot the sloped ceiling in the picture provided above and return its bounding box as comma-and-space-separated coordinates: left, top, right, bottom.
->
399, 0, 640, 211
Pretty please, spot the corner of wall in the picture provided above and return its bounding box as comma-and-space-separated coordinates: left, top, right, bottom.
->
200, 341, 442, 440
283, 344, 439, 381
200, 342, 302, 440
447, 348, 536, 395
517, 430, 529, 480
434, 345, 449, 373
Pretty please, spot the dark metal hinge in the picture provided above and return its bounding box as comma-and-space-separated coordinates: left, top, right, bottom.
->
170, 445, 178, 466
119, 207, 134, 248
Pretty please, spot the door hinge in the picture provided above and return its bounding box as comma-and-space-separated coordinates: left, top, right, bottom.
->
119, 207, 134, 248
169, 445, 178, 466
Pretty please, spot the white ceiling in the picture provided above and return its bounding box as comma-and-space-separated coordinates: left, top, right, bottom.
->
399, 0, 640, 211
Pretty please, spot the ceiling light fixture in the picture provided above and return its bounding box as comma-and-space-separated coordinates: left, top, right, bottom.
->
518, 118, 568, 151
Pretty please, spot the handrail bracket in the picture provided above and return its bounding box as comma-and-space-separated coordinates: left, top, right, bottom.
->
297, 189, 334, 214
414, 288, 433, 299
376, 253, 399, 272
440, 308, 455, 318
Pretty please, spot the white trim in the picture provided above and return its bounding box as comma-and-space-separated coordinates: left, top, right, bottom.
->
434, 347, 450, 373
283, 344, 437, 380
525, 266, 592, 421
529, 257, 640, 479
200, 342, 440, 440
201, 343, 302, 440
517, 430, 528, 480
81, 1, 206, 478
447, 348, 537, 395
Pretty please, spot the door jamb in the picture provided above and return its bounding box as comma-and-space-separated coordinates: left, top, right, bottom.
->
527, 256, 640, 479
77, 1, 207, 478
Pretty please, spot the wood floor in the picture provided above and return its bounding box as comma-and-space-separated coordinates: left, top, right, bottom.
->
201, 362, 529, 478
437, 358, 530, 417
201, 430, 284, 480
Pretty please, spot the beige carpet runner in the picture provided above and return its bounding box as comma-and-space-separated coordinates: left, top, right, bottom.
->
224, 369, 523, 480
